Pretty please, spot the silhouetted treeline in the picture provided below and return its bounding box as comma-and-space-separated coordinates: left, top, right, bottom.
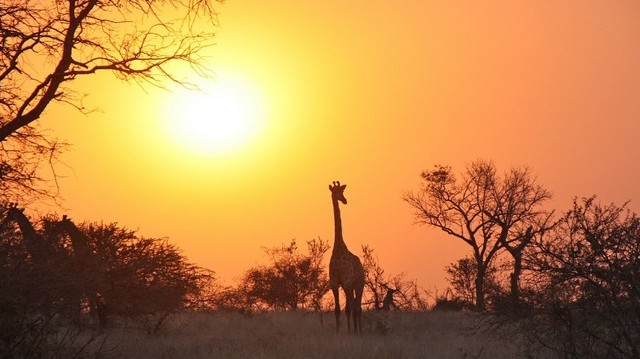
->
5, 161, 640, 358
0, 206, 426, 356
406, 160, 640, 358
0, 205, 212, 357
520, 197, 640, 358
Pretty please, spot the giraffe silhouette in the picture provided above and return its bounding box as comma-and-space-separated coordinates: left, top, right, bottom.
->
55, 215, 107, 326
328, 181, 365, 334
381, 287, 397, 311
2, 203, 46, 260
56, 215, 92, 258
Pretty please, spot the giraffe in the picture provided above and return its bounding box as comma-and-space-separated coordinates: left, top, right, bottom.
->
2, 203, 46, 260
328, 181, 365, 334
55, 215, 107, 327
56, 215, 92, 258
381, 287, 397, 311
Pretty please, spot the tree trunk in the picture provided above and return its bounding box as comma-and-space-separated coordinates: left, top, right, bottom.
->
510, 251, 523, 303
475, 268, 486, 311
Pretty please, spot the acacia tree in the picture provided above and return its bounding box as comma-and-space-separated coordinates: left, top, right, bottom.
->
404, 160, 501, 310
524, 197, 640, 357
1, 210, 209, 353
240, 239, 330, 311
77, 221, 211, 327
0, 0, 220, 200
404, 160, 553, 310
487, 167, 554, 303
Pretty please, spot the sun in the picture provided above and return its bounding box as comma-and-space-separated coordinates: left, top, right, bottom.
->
162, 72, 266, 155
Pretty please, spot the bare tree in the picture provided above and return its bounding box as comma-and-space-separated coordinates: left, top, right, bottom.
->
405, 160, 553, 310
361, 244, 386, 309
0, 0, 221, 200
404, 160, 501, 310
361, 244, 427, 311
487, 167, 554, 303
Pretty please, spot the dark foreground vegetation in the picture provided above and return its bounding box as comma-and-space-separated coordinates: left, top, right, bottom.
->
405, 160, 640, 358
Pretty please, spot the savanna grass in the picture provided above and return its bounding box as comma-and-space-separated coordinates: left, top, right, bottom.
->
92, 311, 549, 358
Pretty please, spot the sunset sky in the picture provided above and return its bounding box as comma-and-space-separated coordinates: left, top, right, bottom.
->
40, 1, 640, 289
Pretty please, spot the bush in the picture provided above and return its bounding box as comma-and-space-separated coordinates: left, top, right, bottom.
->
219, 239, 329, 312
77, 222, 212, 327
523, 197, 640, 358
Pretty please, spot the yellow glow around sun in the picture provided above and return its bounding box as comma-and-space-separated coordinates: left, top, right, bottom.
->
162, 71, 266, 155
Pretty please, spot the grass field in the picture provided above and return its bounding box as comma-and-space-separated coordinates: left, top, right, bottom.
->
87, 311, 553, 358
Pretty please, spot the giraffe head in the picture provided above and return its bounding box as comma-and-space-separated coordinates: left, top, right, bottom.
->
4, 203, 24, 218
329, 181, 347, 204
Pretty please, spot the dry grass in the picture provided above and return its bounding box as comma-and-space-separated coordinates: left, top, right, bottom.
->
90, 311, 550, 358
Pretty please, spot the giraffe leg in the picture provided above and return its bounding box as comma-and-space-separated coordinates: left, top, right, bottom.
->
351, 299, 358, 334
350, 288, 359, 335
343, 286, 353, 333
332, 286, 340, 333
354, 284, 364, 334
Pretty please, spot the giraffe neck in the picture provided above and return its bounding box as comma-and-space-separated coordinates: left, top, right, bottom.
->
8, 209, 39, 245
332, 199, 348, 253
61, 219, 90, 255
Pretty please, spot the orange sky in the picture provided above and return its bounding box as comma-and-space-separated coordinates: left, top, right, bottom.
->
39, 1, 640, 290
